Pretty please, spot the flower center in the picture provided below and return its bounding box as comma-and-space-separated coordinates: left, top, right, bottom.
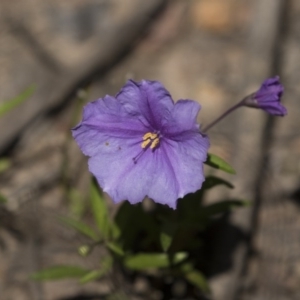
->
141, 132, 160, 150
132, 132, 160, 164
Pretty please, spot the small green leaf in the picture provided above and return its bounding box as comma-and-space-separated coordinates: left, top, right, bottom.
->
80, 270, 105, 284
68, 188, 86, 219
0, 194, 7, 204
90, 182, 110, 239
31, 265, 89, 281
110, 222, 121, 240
186, 271, 209, 292
0, 158, 11, 173
0, 85, 35, 117
205, 153, 236, 174
160, 221, 177, 252
202, 176, 234, 190
124, 252, 187, 270
80, 256, 113, 284
160, 232, 172, 252
201, 200, 249, 217
180, 263, 210, 293
59, 216, 99, 241
107, 241, 125, 256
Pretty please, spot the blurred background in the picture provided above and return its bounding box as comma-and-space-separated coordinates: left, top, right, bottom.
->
0, 0, 300, 299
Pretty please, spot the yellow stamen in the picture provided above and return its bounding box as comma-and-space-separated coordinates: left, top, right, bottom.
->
143, 132, 157, 140
150, 138, 160, 149
141, 132, 160, 150
141, 139, 151, 149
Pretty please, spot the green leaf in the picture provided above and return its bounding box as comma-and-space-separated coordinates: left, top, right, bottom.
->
107, 241, 125, 256
68, 188, 86, 219
0, 158, 11, 173
0, 85, 35, 117
180, 263, 210, 293
110, 222, 121, 240
31, 265, 89, 281
90, 182, 110, 239
124, 252, 187, 270
202, 176, 234, 190
205, 153, 236, 174
80, 256, 113, 284
80, 270, 106, 284
0, 194, 7, 204
201, 200, 249, 217
114, 202, 161, 251
186, 271, 209, 292
160, 232, 172, 252
159, 221, 177, 252
59, 216, 99, 241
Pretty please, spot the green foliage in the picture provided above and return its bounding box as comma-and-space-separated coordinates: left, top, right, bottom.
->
67, 188, 86, 219
34, 154, 245, 294
182, 264, 210, 293
80, 256, 113, 284
59, 216, 99, 241
90, 182, 111, 240
106, 241, 125, 256
202, 175, 234, 190
160, 231, 173, 252
31, 265, 89, 281
124, 252, 187, 270
205, 153, 236, 174
200, 199, 249, 217
0, 85, 35, 117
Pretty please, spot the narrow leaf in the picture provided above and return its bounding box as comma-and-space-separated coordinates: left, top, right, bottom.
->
90, 182, 110, 239
80, 256, 113, 284
185, 270, 210, 293
201, 200, 249, 217
180, 263, 210, 293
59, 216, 99, 241
80, 270, 106, 284
202, 176, 234, 190
31, 265, 89, 281
68, 188, 86, 219
124, 252, 187, 270
160, 232, 172, 252
205, 153, 236, 174
0, 85, 35, 117
107, 241, 125, 256
181, 264, 210, 293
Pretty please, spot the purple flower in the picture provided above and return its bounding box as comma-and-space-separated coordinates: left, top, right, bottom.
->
72, 80, 209, 209
244, 76, 287, 116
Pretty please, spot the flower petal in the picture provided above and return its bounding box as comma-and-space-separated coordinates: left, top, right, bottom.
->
163, 99, 201, 136
246, 76, 287, 116
72, 95, 146, 157
258, 102, 287, 116
148, 133, 210, 209
72, 79, 210, 209
116, 80, 174, 130
88, 141, 156, 204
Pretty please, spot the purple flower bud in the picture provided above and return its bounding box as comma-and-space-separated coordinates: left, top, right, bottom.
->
72, 80, 209, 209
244, 76, 287, 116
